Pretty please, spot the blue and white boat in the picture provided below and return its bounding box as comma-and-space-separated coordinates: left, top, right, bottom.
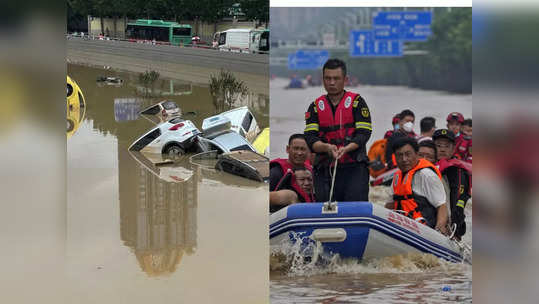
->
270, 202, 466, 263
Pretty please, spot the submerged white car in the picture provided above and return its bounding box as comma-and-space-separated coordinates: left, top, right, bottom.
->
197, 114, 256, 154
128, 117, 201, 156
219, 106, 260, 143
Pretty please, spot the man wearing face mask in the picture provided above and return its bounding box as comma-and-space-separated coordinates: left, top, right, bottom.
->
383, 114, 401, 139
385, 109, 417, 169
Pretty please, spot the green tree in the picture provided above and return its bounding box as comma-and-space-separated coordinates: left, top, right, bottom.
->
426, 8, 472, 92
238, 0, 269, 27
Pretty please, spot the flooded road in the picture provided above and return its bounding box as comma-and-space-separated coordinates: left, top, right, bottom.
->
67, 64, 269, 303
270, 78, 472, 303
270, 78, 472, 159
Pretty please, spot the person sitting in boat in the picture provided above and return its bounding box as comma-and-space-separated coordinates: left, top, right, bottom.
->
287, 74, 303, 89
433, 129, 472, 241
385, 109, 417, 170
455, 118, 472, 163
293, 167, 315, 201
384, 137, 449, 235
417, 116, 436, 143
383, 114, 401, 139
418, 140, 437, 165
269, 134, 313, 213
446, 112, 464, 137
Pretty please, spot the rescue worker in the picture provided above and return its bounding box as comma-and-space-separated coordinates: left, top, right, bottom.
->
270, 134, 313, 212
433, 129, 472, 240
446, 112, 464, 137
384, 137, 449, 234
455, 118, 472, 163
385, 109, 417, 169
304, 58, 372, 202
417, 116, 436, 143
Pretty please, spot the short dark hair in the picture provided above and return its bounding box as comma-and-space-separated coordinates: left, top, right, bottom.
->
288, 133, 306, 145
399, 109, 415, 119
419, 139, 437, 156
293, 167, 309, 173
463, 119, 472, 127
323, 58, 347, 77
420, 116, 436, 133
392, 136, 419, 153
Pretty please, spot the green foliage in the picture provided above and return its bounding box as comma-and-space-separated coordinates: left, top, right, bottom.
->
237, 0, 269, 26
209, 69, 249, 112
68, 0, 245, 23
423, 8, 472, 93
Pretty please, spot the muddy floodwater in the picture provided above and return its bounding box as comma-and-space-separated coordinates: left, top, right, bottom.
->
67, 64, 269, 303
270, 78, 472, 303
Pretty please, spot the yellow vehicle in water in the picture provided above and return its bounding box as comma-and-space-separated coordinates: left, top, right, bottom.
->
252, 127, 269, 156
67, 75, 86, 138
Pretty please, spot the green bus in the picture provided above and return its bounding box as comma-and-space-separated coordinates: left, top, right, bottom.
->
126, 19, 192, 46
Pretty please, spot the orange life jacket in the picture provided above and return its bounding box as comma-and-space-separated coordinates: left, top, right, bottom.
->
368, 139, 397, 178
316, 92, 358, 164
270, 158, 314, 203
392, 158, 442, 228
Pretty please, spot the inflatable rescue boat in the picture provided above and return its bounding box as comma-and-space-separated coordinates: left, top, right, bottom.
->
270, 202, 467, 263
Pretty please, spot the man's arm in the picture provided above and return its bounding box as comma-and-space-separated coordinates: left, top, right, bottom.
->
349, 95, 372, 151
416, 169, 449, 234
435, 204, 449, 235
450, 169, 471, 227
270, 190, 298, 207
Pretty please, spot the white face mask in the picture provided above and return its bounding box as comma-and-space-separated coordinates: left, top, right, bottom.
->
403, 121, 414, 133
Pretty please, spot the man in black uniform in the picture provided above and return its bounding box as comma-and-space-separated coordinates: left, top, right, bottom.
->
304, 58, 372, 202
433, 129, 472, 240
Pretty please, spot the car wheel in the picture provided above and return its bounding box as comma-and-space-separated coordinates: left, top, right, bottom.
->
165, 144, 185, 158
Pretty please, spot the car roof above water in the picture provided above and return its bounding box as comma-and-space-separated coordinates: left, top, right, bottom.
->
212, 131, 252, 151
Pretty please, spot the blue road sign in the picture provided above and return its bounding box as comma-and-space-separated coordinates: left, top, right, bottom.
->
349, 30, 402, 57
288, 50, 329, 70
372, 11, 432, 41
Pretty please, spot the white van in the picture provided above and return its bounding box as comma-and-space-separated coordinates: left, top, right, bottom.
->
217, 29, 268, 54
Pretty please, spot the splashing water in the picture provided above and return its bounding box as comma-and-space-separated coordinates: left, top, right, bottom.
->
270, 231, 471, 278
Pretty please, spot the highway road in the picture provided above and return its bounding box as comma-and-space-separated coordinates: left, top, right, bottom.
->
67, 38, 269, 95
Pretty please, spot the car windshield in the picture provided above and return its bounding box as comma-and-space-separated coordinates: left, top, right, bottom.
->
168, 117, 185, 124
130, 128, 161, 151
162, 101, 178, 110
141, 105, 160, 115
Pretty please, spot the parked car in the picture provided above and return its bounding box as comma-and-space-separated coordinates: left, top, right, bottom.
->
128, 117, 201, 157
139, 100, 181, 119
